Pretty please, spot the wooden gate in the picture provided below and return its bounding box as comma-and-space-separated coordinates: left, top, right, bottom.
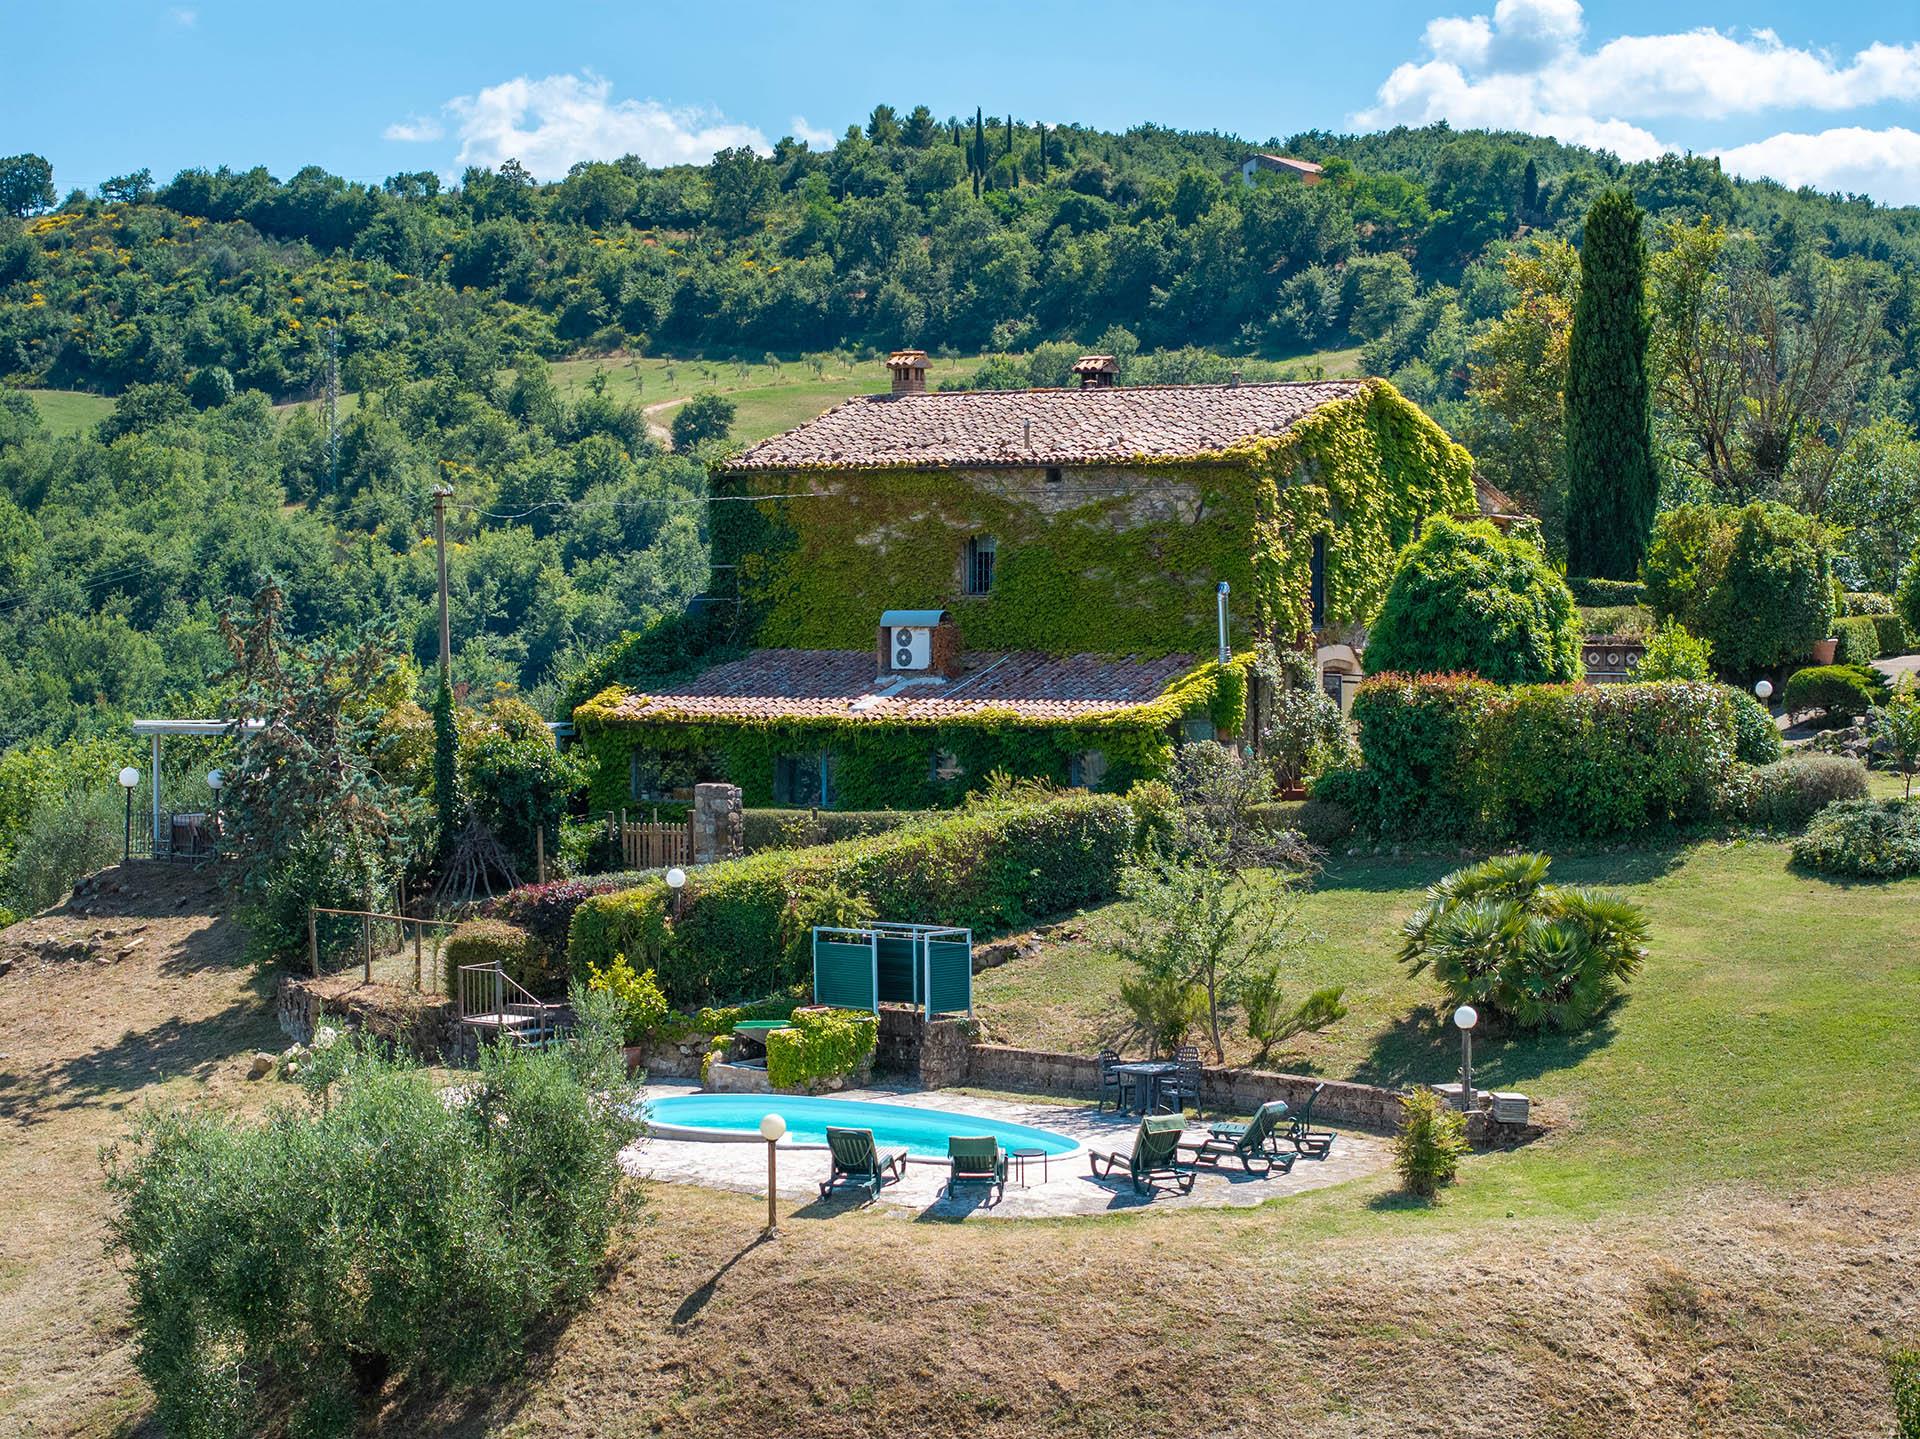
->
606, 809, 693, 870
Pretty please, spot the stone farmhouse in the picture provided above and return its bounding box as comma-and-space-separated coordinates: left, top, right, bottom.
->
575, 350, 1481, 811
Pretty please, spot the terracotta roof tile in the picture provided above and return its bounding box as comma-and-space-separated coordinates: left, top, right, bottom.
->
603, 648, 1201, 724
721, 380, 1367, 472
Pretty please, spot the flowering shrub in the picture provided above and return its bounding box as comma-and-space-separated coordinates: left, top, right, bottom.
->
1791, 799, 1920, 879
486, 872, 652, 958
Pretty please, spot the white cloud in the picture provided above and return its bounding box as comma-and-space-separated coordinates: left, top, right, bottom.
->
168, 6, 197, 25
400, 72, 769, 180
788, 115, 838, 150
384, 115, 445, 144
1356, 1, 1920, 200
1713, 127, 1920, 204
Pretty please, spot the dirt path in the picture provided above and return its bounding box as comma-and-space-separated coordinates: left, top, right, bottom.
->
0, 865, 281, 1438
642, 396, 683, 448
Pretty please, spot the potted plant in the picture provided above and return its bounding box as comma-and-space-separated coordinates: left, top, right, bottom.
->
1810, 636, 1839, 665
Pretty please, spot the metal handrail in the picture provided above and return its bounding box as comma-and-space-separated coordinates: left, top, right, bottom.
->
457, 961, 563, 1046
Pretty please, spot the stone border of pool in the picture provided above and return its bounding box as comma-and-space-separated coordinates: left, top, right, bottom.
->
622, 1082, 1393, 1218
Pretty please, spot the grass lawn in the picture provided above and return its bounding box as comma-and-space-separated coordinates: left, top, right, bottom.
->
17, 388, 115, 436
976, 839, 1920, 1220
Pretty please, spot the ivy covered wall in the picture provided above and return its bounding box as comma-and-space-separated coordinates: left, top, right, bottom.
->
709, 379, 1476, 657
575, 654, 1253, 812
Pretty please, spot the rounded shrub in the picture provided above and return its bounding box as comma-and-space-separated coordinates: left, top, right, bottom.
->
1645, 501, 1835, 672
1791, 798, 1920, 878
1363, 517, 1582, 684
1727, 756, 1870, 830
442, 917, 553, 999
1722, 686, 1784, 765
1782, 665, 1889, 724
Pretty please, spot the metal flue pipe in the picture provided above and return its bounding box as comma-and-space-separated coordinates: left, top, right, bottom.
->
1216, 582, 1231, 665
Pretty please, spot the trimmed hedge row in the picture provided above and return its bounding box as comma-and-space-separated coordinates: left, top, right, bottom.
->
1569, 577, 1647, 607
569, 793, 1139, 1006
740, 808, 930, 853
1321, 674, 1739, 841
442, 918, 560, 1002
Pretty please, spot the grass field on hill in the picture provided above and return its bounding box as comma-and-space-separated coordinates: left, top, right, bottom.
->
27, 343, 1370, 450
17, 388, 115, 437
976, 838, 1920, 1221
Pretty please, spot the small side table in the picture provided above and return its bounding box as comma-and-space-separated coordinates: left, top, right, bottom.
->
1009, 1147, 1049, 1188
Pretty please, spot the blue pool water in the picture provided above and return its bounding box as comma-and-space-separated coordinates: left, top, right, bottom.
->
647, 1093, 1078, 1160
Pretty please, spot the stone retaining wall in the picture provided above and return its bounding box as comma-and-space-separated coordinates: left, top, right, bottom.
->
278, 973, 469, 1064
962, 1043, 1541, 1145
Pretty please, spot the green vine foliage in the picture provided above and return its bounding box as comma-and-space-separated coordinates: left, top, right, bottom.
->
586, 381, 1471, 811
764, 1008, 879, 1091
710, 379, 1474, 656
575, 654, 1254, 812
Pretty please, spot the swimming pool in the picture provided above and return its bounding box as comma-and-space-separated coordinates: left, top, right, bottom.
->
646, 1093, 1079, 1161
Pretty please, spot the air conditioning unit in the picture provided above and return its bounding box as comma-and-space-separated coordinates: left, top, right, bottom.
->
892, 626, 931, 671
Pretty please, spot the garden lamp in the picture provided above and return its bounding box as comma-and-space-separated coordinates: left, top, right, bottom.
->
206, 769, 225, 854
1754, 678, 1774, 703
759, 1112, 787, 1234
117, 765, 140, 862
1453, 1004, 1478, 1112
666, 865, 687, 920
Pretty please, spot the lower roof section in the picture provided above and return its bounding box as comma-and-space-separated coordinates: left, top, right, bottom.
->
594, 648, 1204, 725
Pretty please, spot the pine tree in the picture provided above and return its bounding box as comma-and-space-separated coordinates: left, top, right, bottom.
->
431, 663, 459, 858
1565, 188, 1657, 580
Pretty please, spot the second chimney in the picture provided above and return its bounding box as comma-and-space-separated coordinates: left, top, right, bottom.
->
1072, 354, 1119, 389
886, 349, 929, 395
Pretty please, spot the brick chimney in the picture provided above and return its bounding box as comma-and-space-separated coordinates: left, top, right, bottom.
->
1072, 354, 1118, 389
886, 349, 929, 395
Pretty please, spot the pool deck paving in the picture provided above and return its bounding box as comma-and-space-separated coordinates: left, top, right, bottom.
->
621, 1082, 1392, 1219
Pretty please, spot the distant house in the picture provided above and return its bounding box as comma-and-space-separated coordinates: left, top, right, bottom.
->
575, 351, 1480, 811
1242, 153, 1324, 187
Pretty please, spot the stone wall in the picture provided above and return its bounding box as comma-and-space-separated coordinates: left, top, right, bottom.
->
689, 782, 743, 864
874, 1003, 973, 1089
962, 1043, 1543, 1145
278, 973, 469, 1064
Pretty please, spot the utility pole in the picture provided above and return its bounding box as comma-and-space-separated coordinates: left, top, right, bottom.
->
324, 328, 340, 495
432, 481, 453, 670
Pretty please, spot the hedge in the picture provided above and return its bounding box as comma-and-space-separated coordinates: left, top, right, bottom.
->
441, 919, 554, 1000
1719, 756, 1870, 830
569, 793, 1139, 1006
485, 872, 655, 962
1332, 674, 1737, 841
1833, 616, 1884, 666
741, 808, 930, 853
1569, 577, 1647, 607
1873, 613, 1909, 657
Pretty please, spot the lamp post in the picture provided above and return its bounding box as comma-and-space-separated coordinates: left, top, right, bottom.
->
759, 1113, 787, 1234
206, 769, 225, 857
1453, 1004, 1478, 1112
666, 865, 687, 920
117, 766, 140, 862
1754, 677, 1774, 706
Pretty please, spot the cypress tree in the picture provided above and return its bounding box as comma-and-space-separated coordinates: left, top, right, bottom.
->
1520, 157, 1539, 223
1564, 187, 1657, 580
970, 108, 986, 197
431, 663, 459, 857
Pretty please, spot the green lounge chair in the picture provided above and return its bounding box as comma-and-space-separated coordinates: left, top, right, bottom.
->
946, 1135, 1007, 1201
1284, 1082, 1336, 1158
1185, 1100, 1297, 1174
1087, 1113, 1197, 1196
819, 1126, 908, 1200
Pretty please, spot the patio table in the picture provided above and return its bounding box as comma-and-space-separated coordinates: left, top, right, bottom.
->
1112, 1060, 1181, 1115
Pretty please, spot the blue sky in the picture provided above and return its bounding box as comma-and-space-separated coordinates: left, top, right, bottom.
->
5, 0, 1920, 202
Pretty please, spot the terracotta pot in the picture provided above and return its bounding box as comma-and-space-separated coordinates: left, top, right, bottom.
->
1810, 638, 1838, 665
621, 1044, 645, 1076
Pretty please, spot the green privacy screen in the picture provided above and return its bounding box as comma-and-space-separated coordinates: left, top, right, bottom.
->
812, 925, 972, 1016
812, 935, 876, 1011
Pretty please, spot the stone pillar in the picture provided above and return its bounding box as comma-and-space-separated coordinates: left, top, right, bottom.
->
690, 782, 743, 865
